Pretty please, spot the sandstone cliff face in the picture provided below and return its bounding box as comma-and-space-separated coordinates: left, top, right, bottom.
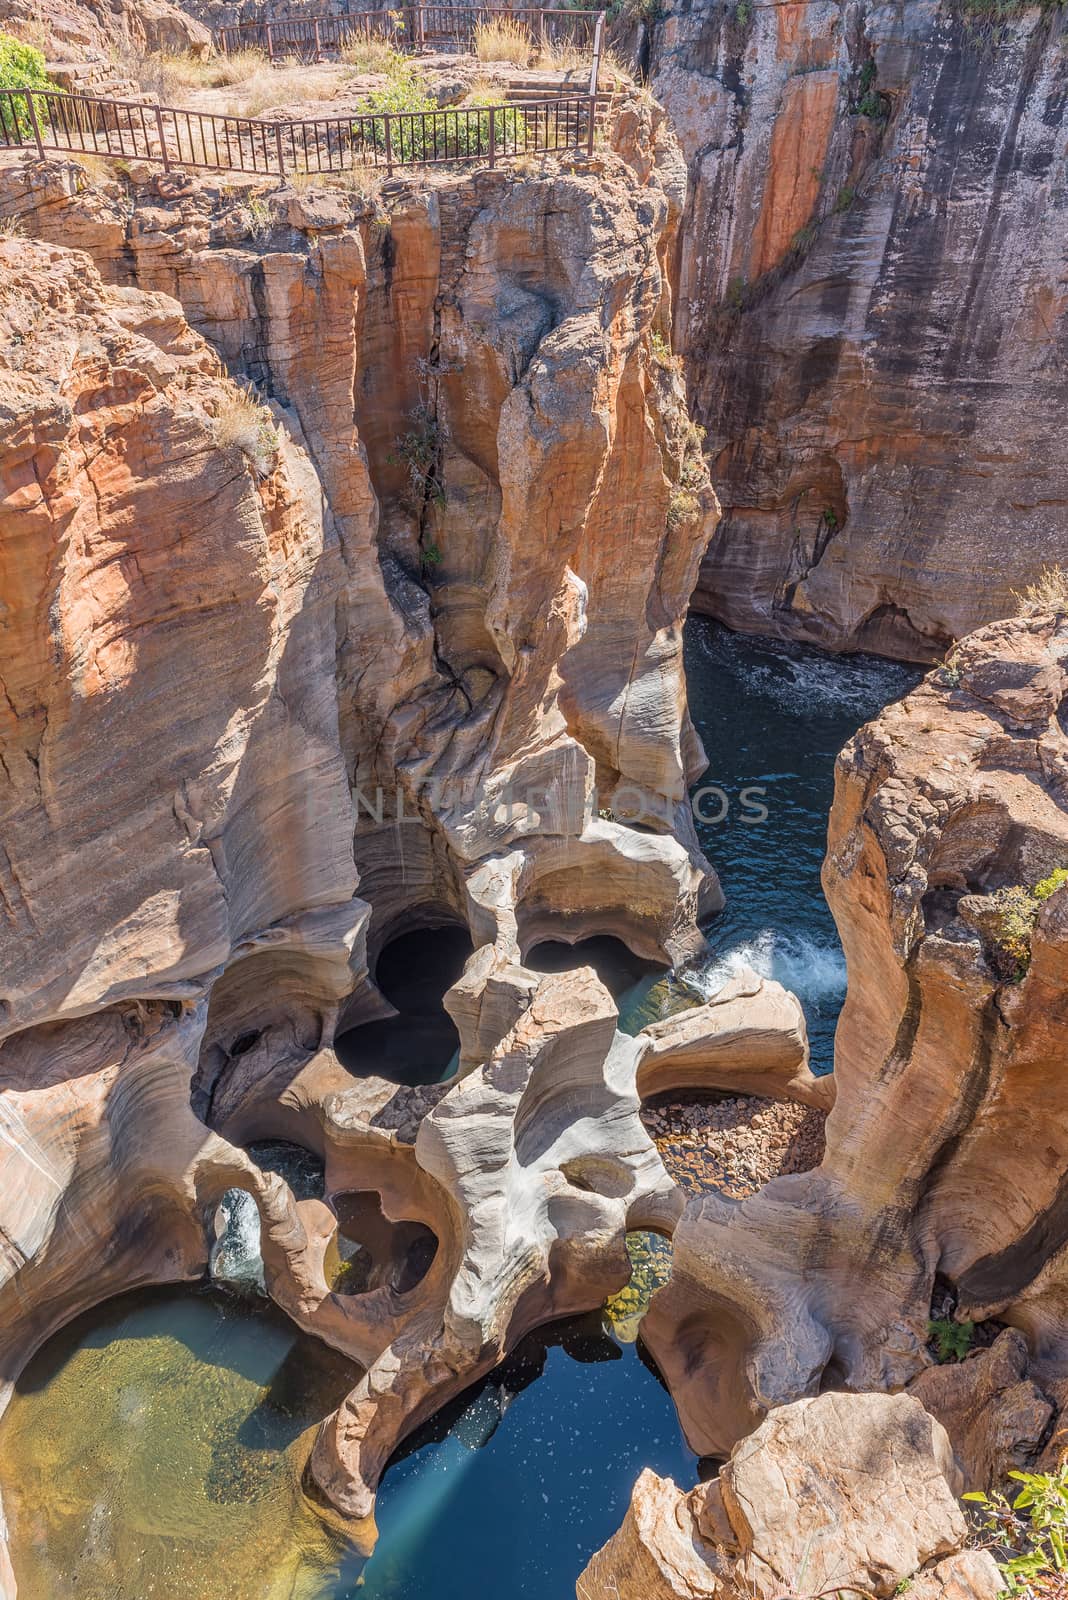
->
653, 0, 1068, 660
642, 608, 1068, 1473
0, 131, 720, 1567
0, 0, 210, 61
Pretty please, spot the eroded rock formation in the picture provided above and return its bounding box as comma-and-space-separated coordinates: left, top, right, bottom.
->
642, 609, 1068, 1477
653, 0, 1068, 659
577, 1390, 1003, 1600
0, 115, 725, 1582
0, 0, 210, 62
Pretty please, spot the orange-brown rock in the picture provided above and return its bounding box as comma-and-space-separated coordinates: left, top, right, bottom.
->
0, 133, 724, 1581
635, 968, 832, 1109
653, 0, 1068, 659
909, 1329, 1054, 1492
577, 1392, 1003, 1600
0, 0, 210, 61
642, 611, 1068, 1466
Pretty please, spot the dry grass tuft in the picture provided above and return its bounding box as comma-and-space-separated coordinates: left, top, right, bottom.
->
1014, 565, 1068, 614
600, 43, 638, 84
473, 17, 532, 64
215, 383, 279, 475
535, 36, 587, 71
0, 215, 24, 236
71, 152, 120, 187
339, 38, 406, 73
130, 48, 267, 99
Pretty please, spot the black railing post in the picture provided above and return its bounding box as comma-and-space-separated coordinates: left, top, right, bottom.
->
488, 102, 496, 167
587, 93, 595, 157
384, 111, 393, 174
154, 104, 171, 171
24, 90, 45, 159
275, 122, 286, 180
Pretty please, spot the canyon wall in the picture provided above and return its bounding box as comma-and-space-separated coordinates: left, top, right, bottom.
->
642, 606, 1068, 1480
0, 119, 721, 1568
654, 0, 1068, 660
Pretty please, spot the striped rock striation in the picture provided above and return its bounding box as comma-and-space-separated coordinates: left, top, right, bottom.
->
654, 0, 1068, 660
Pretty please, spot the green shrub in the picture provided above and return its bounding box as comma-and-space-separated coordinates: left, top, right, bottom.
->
856, 89, 885, 118
607, 0, 662, 21
356, 68, 524, 163
724, 275, 749, 310
355, 68, 435, 162
835, 184, 856, 213
1034, 867, 1068, 903
667, 485, 700, 530
734, 0, 753, 24
926, 1316, 974, 1363
964, 1467, 1068, 1595
391, 401, 445, 508
0, 32, 56, 139
988, 869, 1068, 980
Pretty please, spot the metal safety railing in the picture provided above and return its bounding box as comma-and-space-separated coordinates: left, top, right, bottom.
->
214, 6, 603, 62
0, 85, 601, 178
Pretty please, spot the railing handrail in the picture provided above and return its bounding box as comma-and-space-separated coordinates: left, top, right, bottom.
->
0, 84, 600, 177
588, 9, 604, 97
213, 5, 605, 56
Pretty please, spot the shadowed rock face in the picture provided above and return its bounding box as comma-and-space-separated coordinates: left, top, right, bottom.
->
0, 123, 726, 1573
654, 0, 1068, 660
641, 609, 1068, 1470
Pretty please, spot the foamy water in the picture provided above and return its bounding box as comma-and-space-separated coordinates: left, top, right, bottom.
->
682, 928, 847, 1009
209, 1188, 265, 1295
689, 622, 918, 721
683, 618, 922, 1071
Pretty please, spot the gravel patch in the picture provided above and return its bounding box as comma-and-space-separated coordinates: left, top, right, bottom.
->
641, 1091, 826, 1198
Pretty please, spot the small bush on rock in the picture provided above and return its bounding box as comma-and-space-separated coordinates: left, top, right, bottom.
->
965, 1467, 1068, 1595
0, 31, 55, 138
927, 1316, 975, 1362
1014, 564, 1068, 615
986, 870, 1068, 980
215, 384, 279, 477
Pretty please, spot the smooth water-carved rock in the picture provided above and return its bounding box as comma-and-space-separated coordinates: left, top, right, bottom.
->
635, 968, 831, 1109
578, 1391, 1003, 1600
643, 611, 1068, 1465
0, 127, 724, 1577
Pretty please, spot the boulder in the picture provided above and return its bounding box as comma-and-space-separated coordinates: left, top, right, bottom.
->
578, 1392, 1004, 1600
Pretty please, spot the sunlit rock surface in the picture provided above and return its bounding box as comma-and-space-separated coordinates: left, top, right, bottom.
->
578, 1391, 1002, 1600
0, 125, 726, 1574
642, 611, 1068, 1467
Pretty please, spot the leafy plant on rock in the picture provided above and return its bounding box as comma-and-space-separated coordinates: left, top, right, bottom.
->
964, 1467, 1068, 1596
392, 402, 446, 510
927, 1316, 975, 1363
0, 31, 57, 139
987, 869, 1068, 981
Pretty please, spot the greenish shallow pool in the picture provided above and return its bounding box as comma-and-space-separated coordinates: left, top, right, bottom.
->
1, 1234, 687, 1600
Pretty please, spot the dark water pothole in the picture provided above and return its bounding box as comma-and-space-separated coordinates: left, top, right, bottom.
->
327, 1190, 438, 1297
334, 926, 473, 1087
